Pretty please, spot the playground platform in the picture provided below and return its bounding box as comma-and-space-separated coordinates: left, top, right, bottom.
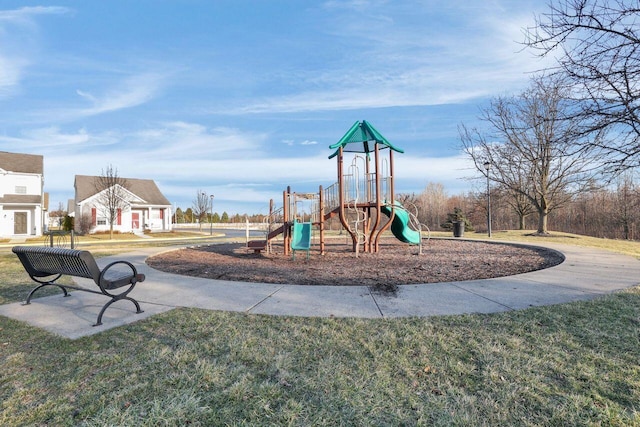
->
1, 240, 639, 339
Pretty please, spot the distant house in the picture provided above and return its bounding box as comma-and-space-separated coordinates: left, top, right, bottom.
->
0, 151, 46, 238
74, 175, 172, 234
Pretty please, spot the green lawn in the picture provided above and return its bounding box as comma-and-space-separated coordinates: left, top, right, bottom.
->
1, 232, 639, 426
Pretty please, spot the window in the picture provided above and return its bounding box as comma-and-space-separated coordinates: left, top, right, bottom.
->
97, 217, 107, 226
15, 186, 27, 194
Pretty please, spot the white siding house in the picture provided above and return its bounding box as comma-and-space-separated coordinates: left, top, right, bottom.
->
0, 152, 46, 238
74, 175, 172, 234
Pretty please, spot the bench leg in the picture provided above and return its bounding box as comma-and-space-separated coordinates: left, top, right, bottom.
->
23, 283, 70, 305
94, 296, 144, 327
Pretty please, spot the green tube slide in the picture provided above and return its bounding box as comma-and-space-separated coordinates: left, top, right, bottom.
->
291, 222, 312, 258
380, 202, 421, 245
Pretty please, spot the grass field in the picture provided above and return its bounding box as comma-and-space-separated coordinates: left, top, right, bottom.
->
1, 231, 639, 426
460, 229, 640, 259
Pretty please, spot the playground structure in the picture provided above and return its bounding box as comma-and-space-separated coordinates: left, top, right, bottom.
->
247, 120, 429, 256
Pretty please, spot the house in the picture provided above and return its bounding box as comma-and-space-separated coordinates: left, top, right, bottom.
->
74, 175, 172, 234
0, 151, 46, 238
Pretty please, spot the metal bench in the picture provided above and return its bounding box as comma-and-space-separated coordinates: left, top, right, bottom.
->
12, 246, 145, 326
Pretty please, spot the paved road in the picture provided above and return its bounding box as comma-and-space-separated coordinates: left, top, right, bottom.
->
0, 227, 266, 252
172, 227, 266, 240
1, 240, 639, 339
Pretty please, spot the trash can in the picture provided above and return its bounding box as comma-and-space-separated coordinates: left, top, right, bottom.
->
453, 221, 464, 238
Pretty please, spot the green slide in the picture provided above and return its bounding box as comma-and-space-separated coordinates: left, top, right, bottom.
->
381, 202, 421, 245
291, 222, 312, 258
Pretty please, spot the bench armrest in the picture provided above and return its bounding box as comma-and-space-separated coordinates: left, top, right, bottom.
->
99, 260, 145, 291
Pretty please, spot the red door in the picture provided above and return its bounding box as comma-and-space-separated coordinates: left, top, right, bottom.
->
131, 212, 140, 229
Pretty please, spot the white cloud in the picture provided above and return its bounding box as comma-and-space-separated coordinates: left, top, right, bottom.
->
164, 182, 282, 205
129, 122, 268, 161
395, 154, 475, 186
231, 83, 491, 114
0, 6, 72, 96
224, 1, 548, 115
0, 6, 71, 22
21, 127, 91, 146
0, 56, 27, 97
322, 0, 382, 11
75, 89, 97, 103
22, 72, 167, 122
76, 73, 164, 116
0, 126, 116, 148
2, 121, 270, 171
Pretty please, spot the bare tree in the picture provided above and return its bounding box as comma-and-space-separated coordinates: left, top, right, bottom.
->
524, 0, 640, 171
78, 213, 93, 235
192, 190, 211, 231
612, 172, 640, 239
417, 182, 448, 230
460, 77, 603, 234
492, 150, 536, 229
94, 165, 129, 239
507, 188, 536, 230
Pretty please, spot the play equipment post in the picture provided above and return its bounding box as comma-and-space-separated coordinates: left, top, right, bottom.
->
319, 184, 325, 255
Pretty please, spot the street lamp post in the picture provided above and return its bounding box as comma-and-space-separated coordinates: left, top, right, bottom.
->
483, 161, 492, 238
209, 194, 214, 235
201, 192, 207, 232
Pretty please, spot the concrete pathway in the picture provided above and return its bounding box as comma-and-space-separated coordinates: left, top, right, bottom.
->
1, 241, 639, 339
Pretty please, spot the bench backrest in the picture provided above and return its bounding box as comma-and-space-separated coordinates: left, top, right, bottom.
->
12, 246, 102, 285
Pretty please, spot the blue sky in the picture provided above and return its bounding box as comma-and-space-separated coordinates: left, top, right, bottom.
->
0, 0, 550, 215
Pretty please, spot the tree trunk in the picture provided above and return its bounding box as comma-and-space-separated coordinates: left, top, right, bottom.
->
623, 221, 630, 240
537, 208, 548, 234
519, 214, 526, 230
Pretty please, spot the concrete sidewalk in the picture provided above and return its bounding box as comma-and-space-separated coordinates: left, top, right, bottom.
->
1, 241, 639, 339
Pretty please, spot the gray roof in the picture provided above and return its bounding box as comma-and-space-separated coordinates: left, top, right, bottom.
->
0, 151, 43, 174
74, 175, 171, 206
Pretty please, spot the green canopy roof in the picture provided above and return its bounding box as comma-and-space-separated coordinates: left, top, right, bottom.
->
328, 120, 404, 159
